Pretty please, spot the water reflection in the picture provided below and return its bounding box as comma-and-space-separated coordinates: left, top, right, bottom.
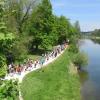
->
78, 69, 89, 85
79, 39, 100, 100
91, 38, 100, 44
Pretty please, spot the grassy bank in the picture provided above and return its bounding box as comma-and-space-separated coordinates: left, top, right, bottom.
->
21, 50, 81, 100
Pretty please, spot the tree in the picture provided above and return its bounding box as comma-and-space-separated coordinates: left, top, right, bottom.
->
0, 0, 15, 77
51, 15, 76, 44
29, 0, 54, 50
0, 80, 19, 99
56, 16, 70, 44
5, 0, 39, 33
74, 21, 81, 35
91, 29, 100, 37
0, 54, 6, 77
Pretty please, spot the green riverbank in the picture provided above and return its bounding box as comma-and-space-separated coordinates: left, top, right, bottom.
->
21, 49, 81, 100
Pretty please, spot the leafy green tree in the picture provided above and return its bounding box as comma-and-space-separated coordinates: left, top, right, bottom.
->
0, 0, 15, 77
67, 21, 81, 44
0, 54, 6, 77
5, 0, 39, 33
74, 21, 81, 34
29, 0, 54, 50
91, 29, 100, 37
0, 80, 19, 100
11, 35, 29, 62
56, 16, 70, 44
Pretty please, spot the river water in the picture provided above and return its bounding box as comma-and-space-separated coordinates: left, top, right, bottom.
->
79, 39, 100, 100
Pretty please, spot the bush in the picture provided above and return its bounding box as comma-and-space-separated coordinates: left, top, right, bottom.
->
0, 80, 19, 100
0, 54, 6, 77
68, 44, 79, 53
11, 37, 28, 62
72, 52, 88, 68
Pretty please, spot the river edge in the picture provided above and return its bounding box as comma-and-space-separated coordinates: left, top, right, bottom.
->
79, 39, 100, 100
21, 49, 81, 100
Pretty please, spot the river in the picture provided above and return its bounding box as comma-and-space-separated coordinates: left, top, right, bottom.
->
79, 39, 100, 100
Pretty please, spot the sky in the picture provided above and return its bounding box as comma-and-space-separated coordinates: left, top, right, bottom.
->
51, 0, 100, 32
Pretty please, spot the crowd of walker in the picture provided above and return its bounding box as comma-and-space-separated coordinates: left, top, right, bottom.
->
4, 42, 68, 82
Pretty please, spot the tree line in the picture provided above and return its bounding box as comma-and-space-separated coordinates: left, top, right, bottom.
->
0, 0, 83, 99
91, 29, 100, 37
0, 0, 80, 77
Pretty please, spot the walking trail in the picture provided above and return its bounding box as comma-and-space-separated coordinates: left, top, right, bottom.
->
5, 45, 68, 83
5, 45, 68, 100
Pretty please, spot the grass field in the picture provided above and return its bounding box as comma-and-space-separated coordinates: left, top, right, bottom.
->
21, 50, 81, 100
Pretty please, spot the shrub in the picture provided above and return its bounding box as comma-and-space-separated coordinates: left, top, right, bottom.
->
0, 80, 19, 100
68, 44, 79, 53
72, 52, 88, 68
0, 54, 6, 77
